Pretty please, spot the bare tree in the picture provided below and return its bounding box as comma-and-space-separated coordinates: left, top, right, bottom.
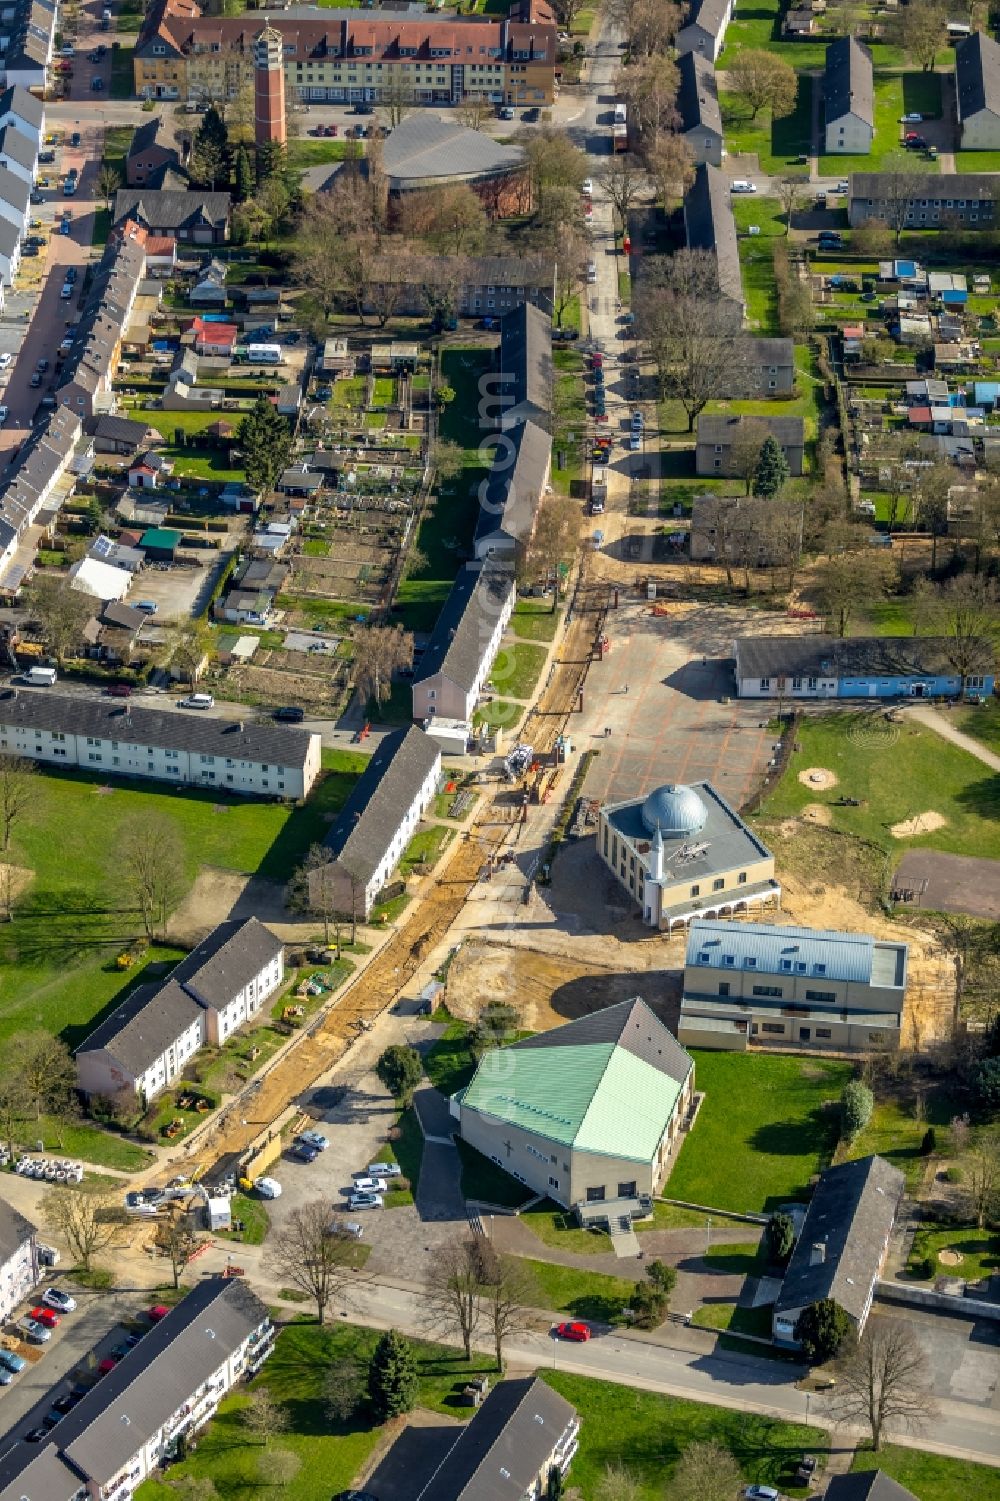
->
727, 49, 798, 120
594, 1462, 641, 1501
645, 132, 694, 206
776, 176, 801, 236
871, 155, 926, 246
257, 1450, 300, 1487
553, 227, 590, 329
118, 813, 186, 941
477, 1243, 537, 1370
833, 1321, 934, 1451
351, 622, 414, 708
10, 1031, 75, 1121
599, 155, 646, 231
0, 755, 35, 853
614, 0, 682, 57
964, 1128, 1000, 1229
263, 1201, 360, 1324
379, 72, 415, 128
424, 1238, 486, 1359
323, 1355, 366, 1422
162, 1213, 202, 1289
814, 525, 899, 636
637, 250, 747, 431
897, 0, 947, 69
242, 1388, 290, 1446
0, 1056, 28, 1161
287, 843, 341, 950
932, 575, 1000, 695
616, 53, 680, 154
96, 164, 121, 212
729, 426, 765, 497
24, 576, 94, 664
672, 1440, 744, 1501
457, 94, 493, 130
40, 1184, 131, 1273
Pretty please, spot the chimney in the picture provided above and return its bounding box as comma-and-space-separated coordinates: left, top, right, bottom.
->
810, 1241, 826, 1265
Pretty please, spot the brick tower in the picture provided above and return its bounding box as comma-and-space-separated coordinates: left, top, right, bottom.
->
253, 25, 286, 149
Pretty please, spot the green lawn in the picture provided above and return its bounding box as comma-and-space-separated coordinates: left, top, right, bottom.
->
851, 1443, 1000, 1501
757, 711, 1000, 863
472, 698, 523, 733
668, 1051, 851, 1214
907, 1225, 1000, 1283
286, 138, 352, 169
954, 698, 1000, 755
552, 347, 586, 493
545, 1370, 824, 1501
521, 1199, 614, 1256
217, 1193, 270, 1246
0, 756, 362, 1054
512, 598, 561, 642
520, 1258, 638, 1323
24, 1114, 154, 1172
662, 344, 821, 444
818, 75, 939, 176
110, 45, 134, 101
487, 640, 547, 701
394, 347, 491, 632
741, 240, 779, 334
954, 149, 1000, 172
424, 1016, 478, 1098
381, 1104, 424, 1204
398, 823, 453, 878
843, 1084, 959, 1191
132, 408, 239, 438
162, 446, 243, 482
731, 194, 788, 239
721, 77, 812, 175
135, 1321, 494, 1501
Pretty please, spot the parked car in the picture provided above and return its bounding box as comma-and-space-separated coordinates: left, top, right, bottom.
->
0, 1349, 26, 1374
107, 682, 133, 698
60, 284, 73, 299
555, 1321, 591, 1341
900, 112, 924, 123
21, 1318, 51, 1342
30, 372, 41, 387
499, 105, 515, 120
70, 131, 81, 147
299, 1129, 329, 1150
293, 1140, 319, 1163
581, 178, 593, 196
730, 179, 757, 193
59, 219, 71, 235
350, 1176, 387, 1194
904, 133, 927, 149
30, 1307, 61, 1328
347, 1192, 383, 1210
177, 693, 214, 709
366, 1161, 400, 1177
42, 1288, 76, 1313
25, 1427, 49, 1442
274, 705, 305, 722
255, 1177, 282, 1199
148, 1304, 170, 1322
744, 1488, 779, 1501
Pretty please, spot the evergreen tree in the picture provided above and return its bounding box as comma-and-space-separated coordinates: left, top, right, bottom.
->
236, 396, 292, 495
189, 106, 229, 190
766, 1211, 795, 1263
235, 145, 254, 204
368, 1330, 418, 1421
794, 1298, 852, 1361
255, 139, 287, 186
752, 434, 790, 498
841, 1079, 875, 1141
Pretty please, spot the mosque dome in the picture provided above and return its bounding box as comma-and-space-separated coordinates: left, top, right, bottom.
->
640, 783, 708, 838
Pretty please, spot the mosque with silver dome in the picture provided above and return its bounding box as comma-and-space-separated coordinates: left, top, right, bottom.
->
597, 779, 779, 931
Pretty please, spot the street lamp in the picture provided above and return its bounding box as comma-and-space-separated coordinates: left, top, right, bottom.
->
705, 1216, 711, 1256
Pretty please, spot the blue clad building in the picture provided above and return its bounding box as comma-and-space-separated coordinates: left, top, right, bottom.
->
734, 634, 995, 700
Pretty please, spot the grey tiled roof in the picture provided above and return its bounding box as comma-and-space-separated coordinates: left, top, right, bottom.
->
476, 419, 551, 551
76, 978, 203, 1075
0, 123, 36, 172
684, 164, 743, 305
0, 1194, 36, 1263
515, 997, 693, 1086
93, 414, 157, 446
0, 163, 29, 216
499, 302, 552, 426
415, 1376, 577, 1501
0, 84, 44, 131
414, 563, 515, 695
956, 30, 1000, 122
825, 36, 874, 128
850, 171, 998, 199
0, 689, 315, 768
677, 49, 723, 137
744, 336, 794, 367
167, 917, 283, 1010
774, 1155, 904, 1322
697, 413, 804, 447
114, 189, 231, 232
734, 632, 995, 680
57, 1279, 268, 1487
0, 218, 20, 260
321, 725, 440, 883
0, 1444, 79, 1501
826, 1474, 919, 1501
681, 0, 731, 41
382, 112, 525, 184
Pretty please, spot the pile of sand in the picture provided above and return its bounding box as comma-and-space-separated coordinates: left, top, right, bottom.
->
890, 811, 947, 839
798, 767, 838, 790
938, 1248, 963, 1267
801, 803, 833, 826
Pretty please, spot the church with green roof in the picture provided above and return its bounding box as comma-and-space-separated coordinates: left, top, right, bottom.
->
454, 998, 694, 1218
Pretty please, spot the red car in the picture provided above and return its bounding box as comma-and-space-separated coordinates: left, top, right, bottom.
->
97, 1357, 118, 1375
29, 1307, 61, 1328
148, 1304, 170, 1323
555, 1321, 591, 1342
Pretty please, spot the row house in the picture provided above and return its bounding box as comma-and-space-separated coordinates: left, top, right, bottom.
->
134, 1, 558, 108
0, 1196, 38, 1326
56, 233, 146, 421
0, 405, 82, 587
0, 689, 322, 795
0, 1280, 274, 1501
76, 916, 285, 1101
412, 562, 515, 725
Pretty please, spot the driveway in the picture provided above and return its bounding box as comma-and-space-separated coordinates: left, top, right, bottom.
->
870, 1301, 1000, 1409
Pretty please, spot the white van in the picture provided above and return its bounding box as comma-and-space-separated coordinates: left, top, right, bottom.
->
24, 666, 56, 686
587, 261, 598, 284
178, 693, 214, 710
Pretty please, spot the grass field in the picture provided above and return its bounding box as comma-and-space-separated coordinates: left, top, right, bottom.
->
818, 74, 941, 176
668, 1051, 851, 1214
135, 1321, 494, 1501
286, 138, 352, 169
520, 1258, 638, 1323
721, 77, 812, 175
756, 711, 1000, 863
398, 823, 453, 878
842, 1083, 959, 1191
394, 346, 490, 633
741, 239, 780, 334
511, 598, 561, 642
0, 755, 363, 1053
521, 1200, 614, 1255
488, 640, 547, 701
851, 1443, 1000, 1501
423, 1016, 478, 1098
907, 1224, 1000, 1282
545, 1370, 824, 1500
954, 148, 1000, 173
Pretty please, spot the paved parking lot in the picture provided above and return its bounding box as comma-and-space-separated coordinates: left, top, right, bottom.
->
0, 1286, 150, 1448
871, 1300, 1000, 1409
